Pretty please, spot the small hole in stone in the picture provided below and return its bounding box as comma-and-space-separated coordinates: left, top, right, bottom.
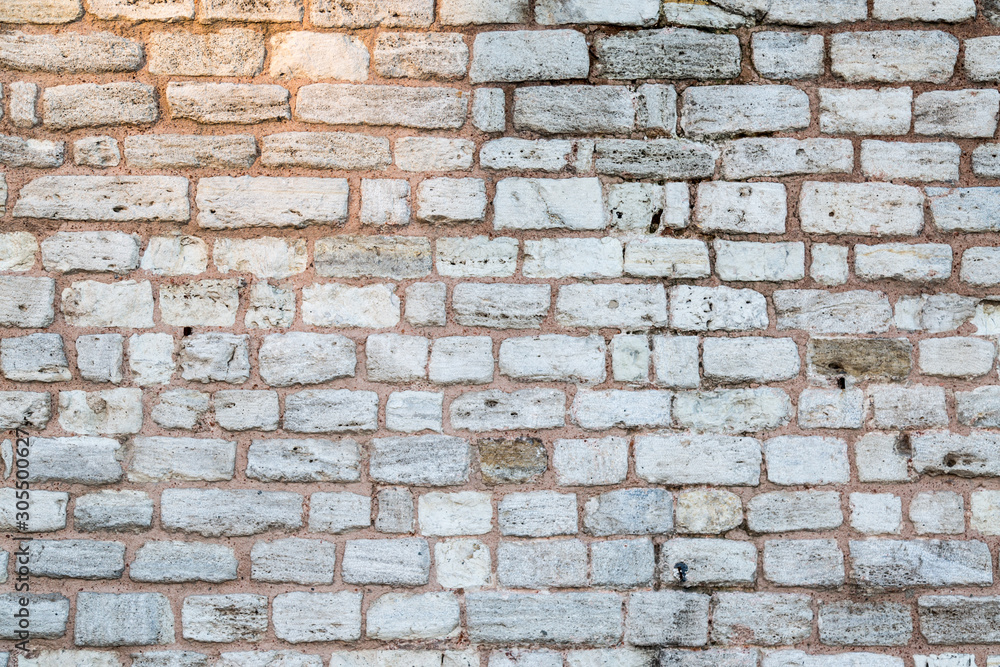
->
183, 327, 193, 337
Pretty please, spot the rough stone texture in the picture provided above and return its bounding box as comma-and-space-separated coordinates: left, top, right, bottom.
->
4, 7, 999, 666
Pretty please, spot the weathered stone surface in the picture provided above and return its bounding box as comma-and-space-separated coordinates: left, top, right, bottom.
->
494, 177, 606, 230
58, 388, 143, 435
370, 435, 470, 486
88, 0, 193, 19
270, 32, 369, 81
918, 595, 1000, 644
850, 540, 993, 589
149, 30, 263, 77
181, 595, 268, 643
75, 593, 173, 646
15, 176, 188, 222
820, 87, 913, 135
0, 593, 69, 639
451, 389, 564, 431
774, 290, 892, 334
311, 0, 433, 27
0, 135, 63, 168
673, 389, 792, 434
722, 138, 853, 179
167, 83, 289, 124
0, 0, 82, 23
660, 538, 757, 587
514, 86, 637, 134
819, 601, 913, 646
636, 434, 761, 485
297, 84, 466, 129
808, 337, 912, 381
0, 391, 51, 429
129, 437, 235, 483
73, 490, 152, 533
197, 177, 348, 229
800, 182, 924, 236
470, 30, 589, 83
25, 437, 122, 484
911, 431, 1000, 477
315, 236, 430, 279
478, 436, 547, 484
125, 135, 257, 169
711, 593, 813, 646
584, 488, 673, 536
375, 32, 468, 80
130, 542, 237, 583
283, 389, 378, 433
681, 85, 810, 138
262, 132, 390, 170
302, 283, 400, 328
831, 31, 959, 83
466, 592, 623, 645
162, 489, 302, 537
763, 539, 845, 587
43, 83, 157, 129
341, 538, 430, 586
595, 29, 741, 80
748, 491, 843, 533
41, 231, 138, 274
595, 139, 718, 179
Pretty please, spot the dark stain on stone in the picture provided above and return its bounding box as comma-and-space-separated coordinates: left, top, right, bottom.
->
476, 436, 547, 484
808, 337, 912, 382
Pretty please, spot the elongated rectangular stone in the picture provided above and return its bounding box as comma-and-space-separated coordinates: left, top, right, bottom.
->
912, 431, 1000, 477
800, 182, 924, 235
303, 283, 400, 328
201, 0, 301, 21
262, 132, 391, 170
125, 135, 257, 169
0, 135, 63, 168
681, 85, 810, 138
0, 31, 142, 73
315, 236, 430, 279
370, 435, 471, 486
595, 139, 718, 179
296, 84, 467, 129
494, 177, 606, 230
43, 83, 157, 129
636, 434, 762, 486
148, 29, 264, 76
595, 29, 741, 80
451, 389, 565, 431
831, 30, 959, 83
470, 30, 589, 82
14, 176, 189, 222
311, 0, 433, 27
167, 83, 290, 124
513, 86, 637, 134
850, 540, 993, 589
284, 390, 379, 433
466, 593, 623, 645
161, 489, 302, 537
128, 437, 235, 483
721, 138, 854, 179
88, 0, 193, 20
918, 595, 1000, 644
196, 177, 348, 229
774, 290, 892, 333
0, 0, 83, 23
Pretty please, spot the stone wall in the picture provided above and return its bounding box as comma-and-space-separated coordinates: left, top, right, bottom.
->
1, 0, 1000, 665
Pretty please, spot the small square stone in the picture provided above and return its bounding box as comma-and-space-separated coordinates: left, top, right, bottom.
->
362, 179, 411, 226
850, 492, 902, 535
